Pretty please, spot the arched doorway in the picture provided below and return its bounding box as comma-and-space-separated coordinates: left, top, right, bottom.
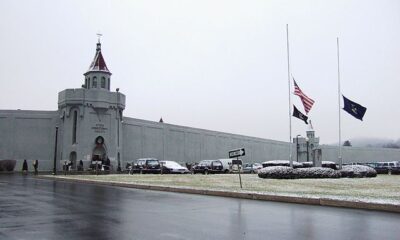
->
92, 145, 107, 161
92, 136, 108, 165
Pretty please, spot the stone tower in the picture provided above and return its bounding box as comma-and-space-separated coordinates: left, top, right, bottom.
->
293, 121, 320, 162
306, 121, 319, 152
57, 41, 126, 169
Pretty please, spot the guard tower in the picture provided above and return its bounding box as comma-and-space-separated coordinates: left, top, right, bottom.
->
57, 40, 126, 170
306, 121, 320, 162
293, 121, 320, 163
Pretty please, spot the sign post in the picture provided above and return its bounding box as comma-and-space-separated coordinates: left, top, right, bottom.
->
229, 148, 245, 189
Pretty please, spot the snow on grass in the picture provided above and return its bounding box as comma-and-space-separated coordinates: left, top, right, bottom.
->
49, 174, 400, 205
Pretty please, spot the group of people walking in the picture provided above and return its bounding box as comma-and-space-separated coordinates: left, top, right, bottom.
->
22, 159, 39, 175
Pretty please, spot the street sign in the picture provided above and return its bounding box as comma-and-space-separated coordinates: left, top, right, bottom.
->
232, 159, 242, 165
229, 148, 245, 158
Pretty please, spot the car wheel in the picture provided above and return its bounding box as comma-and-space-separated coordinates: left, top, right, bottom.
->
224, 169, 229, 174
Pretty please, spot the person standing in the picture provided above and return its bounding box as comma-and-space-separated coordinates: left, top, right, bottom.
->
33, 160, 38, 175
22, 159, 28, 175
78, 160, 84, 171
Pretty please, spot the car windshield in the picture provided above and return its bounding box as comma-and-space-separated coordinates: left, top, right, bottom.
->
147, 160, 159, 166
165, 161, 182, 168
212, 161, 222, 166
199, 161, 212, 166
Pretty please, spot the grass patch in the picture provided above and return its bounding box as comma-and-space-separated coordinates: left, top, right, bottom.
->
48, 174, 400, 204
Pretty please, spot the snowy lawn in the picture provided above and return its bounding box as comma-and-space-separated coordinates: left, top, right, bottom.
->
50, 174, 400, 205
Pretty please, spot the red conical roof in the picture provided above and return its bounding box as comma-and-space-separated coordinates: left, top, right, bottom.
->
87, 43, 110, 73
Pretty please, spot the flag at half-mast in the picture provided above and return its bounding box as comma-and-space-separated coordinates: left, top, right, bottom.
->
293, 79, 315, 114
293, 105, 308, 125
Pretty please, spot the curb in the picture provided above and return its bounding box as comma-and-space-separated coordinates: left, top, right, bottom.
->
37, 176, 400, 213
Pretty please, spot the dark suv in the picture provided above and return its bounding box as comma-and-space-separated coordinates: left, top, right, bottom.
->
129, 158, 161, 174
374, 161, 400, 174
192, 160, 224, 174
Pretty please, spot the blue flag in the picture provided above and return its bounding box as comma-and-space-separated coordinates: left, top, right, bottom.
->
342, 95, 367, 121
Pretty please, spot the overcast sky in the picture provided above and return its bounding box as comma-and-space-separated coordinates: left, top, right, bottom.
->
0, 0, 399, 144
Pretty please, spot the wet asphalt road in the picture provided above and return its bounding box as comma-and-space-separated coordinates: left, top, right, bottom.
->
0, 174, 399, 240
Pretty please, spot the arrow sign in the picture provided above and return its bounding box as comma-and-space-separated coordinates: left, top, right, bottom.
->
229, 148, 245, 158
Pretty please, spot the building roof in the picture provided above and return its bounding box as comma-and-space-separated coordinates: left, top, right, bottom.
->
87, 42, 110, 73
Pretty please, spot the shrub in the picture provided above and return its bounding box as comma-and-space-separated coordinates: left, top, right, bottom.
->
340, 165, 377, 178
0, 160, 17, 172
258, 166, 341, 179
295, 167, 341, 178
258, 166, 296, 179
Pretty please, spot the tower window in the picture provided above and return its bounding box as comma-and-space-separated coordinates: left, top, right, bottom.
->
108, 78, 110, 90
72, 110, 78, 144
93, 77, 97, 88
101, 77, 106, 88
88, 78, 91, 88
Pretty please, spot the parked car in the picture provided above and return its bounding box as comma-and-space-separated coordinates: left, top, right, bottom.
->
321, 161, 338, 170
374, 161, 400, 174
192, 160, 224, 174
262, 160, 302, 168
159, 160, 190, 174
242, 163, 262, 173
218, 159, 234, 173
129, 158, 161, 174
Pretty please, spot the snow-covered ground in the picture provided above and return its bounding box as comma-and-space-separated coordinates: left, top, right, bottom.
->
51, 174, 400, 205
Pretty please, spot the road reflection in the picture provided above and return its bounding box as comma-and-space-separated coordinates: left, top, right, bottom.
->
1, 174, 399, 240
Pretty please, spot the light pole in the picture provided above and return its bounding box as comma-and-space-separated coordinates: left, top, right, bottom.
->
52, 126, 59, 175
296, 135, 301, 162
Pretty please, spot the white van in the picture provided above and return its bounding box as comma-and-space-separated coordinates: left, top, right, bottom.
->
218, 159, 234, 173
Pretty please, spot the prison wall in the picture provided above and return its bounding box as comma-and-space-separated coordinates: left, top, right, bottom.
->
0, 110, 59, 171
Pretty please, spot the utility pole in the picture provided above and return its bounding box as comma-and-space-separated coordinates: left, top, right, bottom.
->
52, 126, 58, 175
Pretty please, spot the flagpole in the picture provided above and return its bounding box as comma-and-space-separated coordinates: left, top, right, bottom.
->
286, 24, 293, 167
337, 37, 343, 169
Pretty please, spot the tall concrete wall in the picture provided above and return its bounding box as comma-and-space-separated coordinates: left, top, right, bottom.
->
122, 117, 292, 165
1, 110, 399, 171
0, 110, 58, 171
320, 145, 400, 163
121, 118, 400, 165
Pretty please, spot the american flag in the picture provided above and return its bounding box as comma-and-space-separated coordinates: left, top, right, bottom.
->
293, 79, 314, 114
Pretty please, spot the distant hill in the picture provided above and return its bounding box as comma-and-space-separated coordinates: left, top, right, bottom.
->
343, 138, 400, 149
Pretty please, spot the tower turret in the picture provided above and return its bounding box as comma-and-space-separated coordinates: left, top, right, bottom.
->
58, 40, 125, 172
83, 40, 112, 90
306, 120, 319, 151
306, 120, 315, 140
